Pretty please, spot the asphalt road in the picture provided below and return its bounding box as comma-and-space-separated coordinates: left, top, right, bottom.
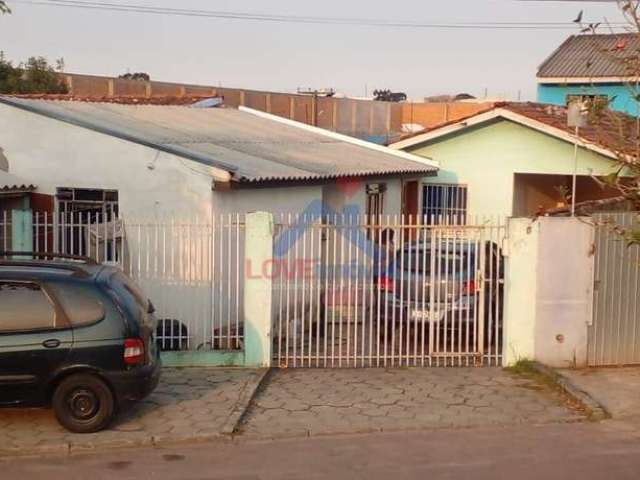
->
4, 420, 640, 480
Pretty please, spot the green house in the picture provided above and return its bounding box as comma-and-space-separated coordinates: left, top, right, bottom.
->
390, 102, 629, 221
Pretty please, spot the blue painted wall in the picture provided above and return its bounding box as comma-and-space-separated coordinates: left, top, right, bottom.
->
537, 83, 639, 116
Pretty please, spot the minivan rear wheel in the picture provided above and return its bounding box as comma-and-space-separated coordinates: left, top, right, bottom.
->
52, 374, 115, 433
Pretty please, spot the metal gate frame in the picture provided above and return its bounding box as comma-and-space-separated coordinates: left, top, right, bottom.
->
271, 215, 506, 368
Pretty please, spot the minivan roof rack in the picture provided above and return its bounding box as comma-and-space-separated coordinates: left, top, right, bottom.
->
0, 251, 97, 265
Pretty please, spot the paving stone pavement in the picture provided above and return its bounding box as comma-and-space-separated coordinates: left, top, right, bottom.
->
240, 367, 588, 438
0, 368, 265, 456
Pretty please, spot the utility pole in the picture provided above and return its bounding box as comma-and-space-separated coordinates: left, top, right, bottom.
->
567, 101, 587, 216
571, 125, 580, 216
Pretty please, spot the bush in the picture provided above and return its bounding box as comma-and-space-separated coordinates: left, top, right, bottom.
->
0, 53, 68, 94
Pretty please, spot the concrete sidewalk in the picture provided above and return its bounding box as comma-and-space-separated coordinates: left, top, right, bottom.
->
240, 367, 587, 438
0, 366, 590, 458
559, 367, 640, 420
0, 368, 266, 457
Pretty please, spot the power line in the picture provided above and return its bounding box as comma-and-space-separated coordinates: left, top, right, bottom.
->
7, 0, 629, 30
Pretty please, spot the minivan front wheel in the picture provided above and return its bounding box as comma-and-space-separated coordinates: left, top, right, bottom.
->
52, 374, 115, 433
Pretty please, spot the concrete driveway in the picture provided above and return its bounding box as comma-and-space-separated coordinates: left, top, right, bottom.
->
240, 367, 587, 438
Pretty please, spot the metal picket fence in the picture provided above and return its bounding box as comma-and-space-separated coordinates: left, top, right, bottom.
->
271, 214, 506, 368
0, 211, 10, 252
2, 210, 246, 352
123, 215, 245, 352
2, 209, 509, 366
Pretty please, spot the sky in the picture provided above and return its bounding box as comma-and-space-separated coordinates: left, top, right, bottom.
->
0, 0, 628, 101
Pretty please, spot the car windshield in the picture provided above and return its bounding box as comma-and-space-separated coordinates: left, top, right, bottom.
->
398, 245, 474, 274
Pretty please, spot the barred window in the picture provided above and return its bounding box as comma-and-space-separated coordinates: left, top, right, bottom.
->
422, 184, 468, 225
366, 183, 385, 237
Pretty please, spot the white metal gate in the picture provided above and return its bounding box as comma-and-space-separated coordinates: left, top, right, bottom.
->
589, 212, 640, 366
272, 215, 506, 368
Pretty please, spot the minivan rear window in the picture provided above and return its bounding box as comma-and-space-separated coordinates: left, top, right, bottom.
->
47, 283, 106, 327
109, 272, 150, 315
116, 272, 146, 305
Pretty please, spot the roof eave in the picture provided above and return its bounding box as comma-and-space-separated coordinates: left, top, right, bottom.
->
238, 106, 440, 169
537, 75, 640, 84
389, 107, 620, 161
229, 168, 438, 189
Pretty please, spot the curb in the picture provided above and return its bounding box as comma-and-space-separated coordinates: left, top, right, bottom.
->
531, 362, 610, 421
221, 368, 272, 436
0, 443, 70, 459
0, 432, 237, 460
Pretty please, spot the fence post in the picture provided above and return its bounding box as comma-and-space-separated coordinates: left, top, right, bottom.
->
11, 209, 33, 253
532, 217, 593, 368
503, 217, 595, 368
243, 212, 274, 367
503, 218, 539, 366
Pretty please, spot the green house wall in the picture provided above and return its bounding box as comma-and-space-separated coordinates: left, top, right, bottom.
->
406, 119, 619, 218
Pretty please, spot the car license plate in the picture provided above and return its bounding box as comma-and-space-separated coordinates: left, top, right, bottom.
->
411, 309, 444, 323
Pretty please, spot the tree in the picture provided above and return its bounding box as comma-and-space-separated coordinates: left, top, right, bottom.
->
0, 2, 10, 15
119, 72, 150, 81
0, 53, 68, 94
573, 1, 640, 245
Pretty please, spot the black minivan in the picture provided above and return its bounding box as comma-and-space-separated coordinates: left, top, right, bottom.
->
0, 253, 161, 433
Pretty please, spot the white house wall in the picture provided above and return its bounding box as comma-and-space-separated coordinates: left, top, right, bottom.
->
0, 104, 218, 221
214, 186, 323, 218
322, 177, 403, 218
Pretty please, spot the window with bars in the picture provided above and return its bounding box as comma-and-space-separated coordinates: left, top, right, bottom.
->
366, 184, 385, 217
366, 183, 385, 236
56, 188, 119, 219
55, 188, 120, 261
422, 184, 468, 225
366, 183, 386, 233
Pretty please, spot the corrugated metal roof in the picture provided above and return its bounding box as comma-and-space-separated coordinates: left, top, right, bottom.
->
0, 97, 436, 184
6, 94, 218, 105
538, 33, 640, 79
